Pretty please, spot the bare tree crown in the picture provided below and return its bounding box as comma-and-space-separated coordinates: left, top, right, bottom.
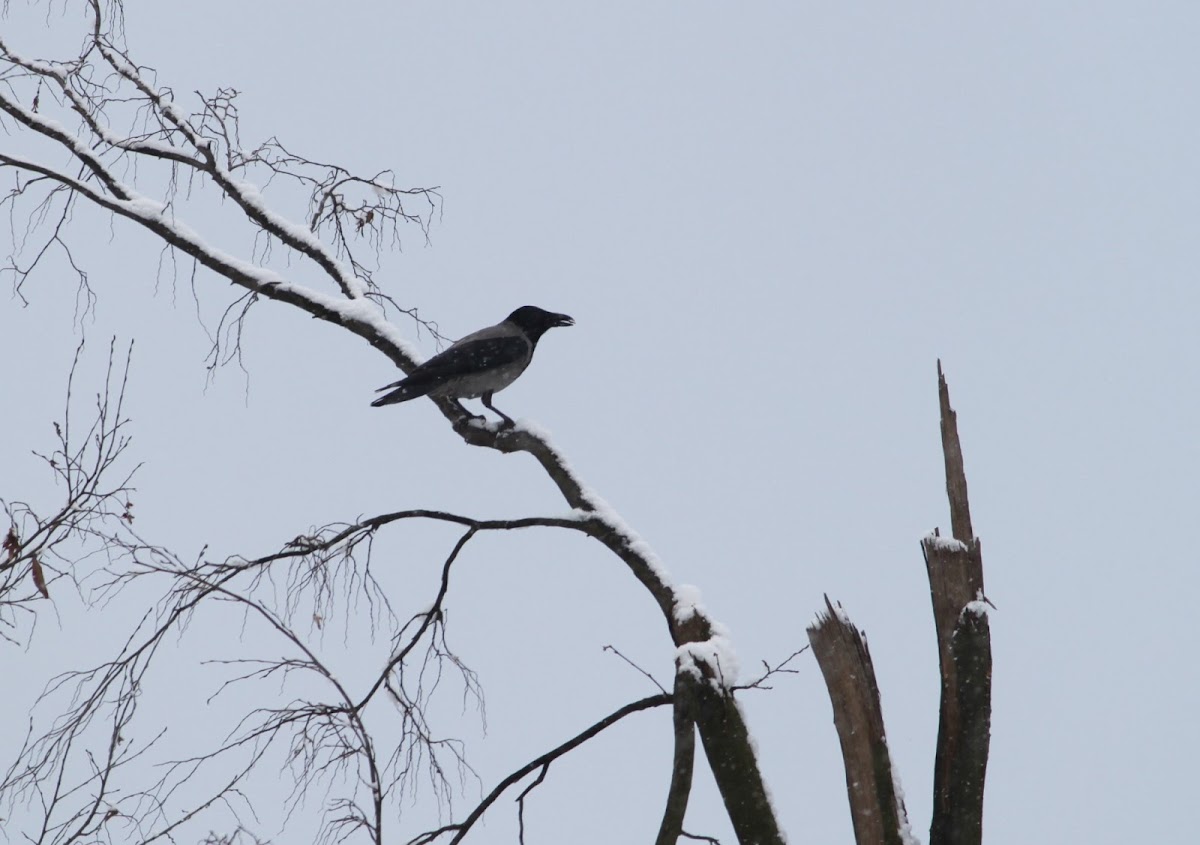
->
2, 4, 990, 845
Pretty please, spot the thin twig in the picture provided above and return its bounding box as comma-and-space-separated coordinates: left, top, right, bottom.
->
603, 644, 668, 695
406, 694, 672, 845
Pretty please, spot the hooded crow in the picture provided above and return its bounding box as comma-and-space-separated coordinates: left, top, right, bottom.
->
371, 305, 574, 425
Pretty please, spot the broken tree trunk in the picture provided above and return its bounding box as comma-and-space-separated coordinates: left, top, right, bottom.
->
808, 597, 912, 845
809, 361, 993, 845
926, 361, 992, 845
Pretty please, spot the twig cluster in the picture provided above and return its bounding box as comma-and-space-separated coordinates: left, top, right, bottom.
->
1, 338, 137, 644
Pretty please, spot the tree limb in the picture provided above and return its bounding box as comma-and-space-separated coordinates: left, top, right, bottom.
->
406, 694, 673, 845
654, 669, 697, 845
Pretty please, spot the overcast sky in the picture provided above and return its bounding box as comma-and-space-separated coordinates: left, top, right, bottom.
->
3, 2, 1198, 843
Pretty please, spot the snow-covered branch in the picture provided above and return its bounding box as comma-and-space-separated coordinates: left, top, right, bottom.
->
0, 2, 442, 362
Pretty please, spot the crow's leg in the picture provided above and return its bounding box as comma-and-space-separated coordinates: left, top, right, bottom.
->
481, 392, 515, 427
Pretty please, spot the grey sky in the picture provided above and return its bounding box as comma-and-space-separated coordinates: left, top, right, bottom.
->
3, 2, 1198, 842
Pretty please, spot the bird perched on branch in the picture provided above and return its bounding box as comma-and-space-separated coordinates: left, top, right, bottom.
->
371, 305, 574, 426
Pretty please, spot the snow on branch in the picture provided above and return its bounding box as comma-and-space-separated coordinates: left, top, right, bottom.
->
672, 586, 739, 691
0, 1, 443, 364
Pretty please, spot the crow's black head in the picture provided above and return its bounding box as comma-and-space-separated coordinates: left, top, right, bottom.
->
506, 305, 575, 342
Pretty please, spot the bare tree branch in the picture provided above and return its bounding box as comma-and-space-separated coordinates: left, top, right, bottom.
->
515, 763, 548, 845
3, 497, 597, 842
405, 694, 672, 845
1, 338, 137, 644
654, 669, 697, 845
603, 644, 669, 695
732, 646, 809, 692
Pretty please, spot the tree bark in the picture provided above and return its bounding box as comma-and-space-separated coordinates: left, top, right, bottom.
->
937, 359, 973, 542
692, 682, 784, 845
926, 362, 992, 845
808, 596, 911, 845
945, 606, 991, 845
655, 670, 697, 845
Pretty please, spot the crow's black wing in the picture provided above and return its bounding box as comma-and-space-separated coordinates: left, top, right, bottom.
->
405, 335, 528, 385
372, 335, 528, 405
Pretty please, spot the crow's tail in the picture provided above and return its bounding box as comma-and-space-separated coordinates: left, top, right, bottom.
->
370, 379, 433, 407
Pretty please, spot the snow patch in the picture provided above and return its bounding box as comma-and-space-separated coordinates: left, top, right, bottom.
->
336, 296, 385, 324
572, 480, 673, 583
962, 599, 990, 618
675, 623, 739, 691
125, 196, 166, 218
889, 757, 920, 845
511, 417, 554, 440
672, 584, 739, 687
673, 584, 705, 626
923, 532, 968, 552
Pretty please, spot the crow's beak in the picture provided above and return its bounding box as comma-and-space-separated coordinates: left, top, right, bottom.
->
552, 313, 575, 328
